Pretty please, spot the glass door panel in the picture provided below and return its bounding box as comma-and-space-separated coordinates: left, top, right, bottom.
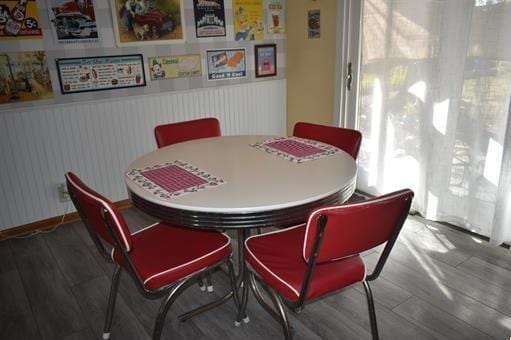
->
352, 0, 511, 236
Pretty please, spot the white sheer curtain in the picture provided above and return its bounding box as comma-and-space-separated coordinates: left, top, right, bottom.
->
355, 0, 511, 244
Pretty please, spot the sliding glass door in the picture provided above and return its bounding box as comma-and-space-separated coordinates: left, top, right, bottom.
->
345, 0, 511, 241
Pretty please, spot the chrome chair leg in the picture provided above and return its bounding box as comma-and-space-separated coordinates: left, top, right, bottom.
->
179, 290, 235, 321
197, 276, 206, 291
152, 278, 191, 340
266, 284, 292, 340
179, 258, 241, 322
103, 265, 122, 340
227, 257, 240, 308
206, 272, 214, 292
249, 272, 282, 323
235, 269, 250, 326
363, 280, 379, 340
197, 272, 214, 292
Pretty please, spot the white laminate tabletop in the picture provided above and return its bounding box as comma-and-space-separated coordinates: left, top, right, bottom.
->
125, 135, 357, 214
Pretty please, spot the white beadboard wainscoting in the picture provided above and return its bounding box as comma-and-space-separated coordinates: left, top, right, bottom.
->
0, 80, 286, 231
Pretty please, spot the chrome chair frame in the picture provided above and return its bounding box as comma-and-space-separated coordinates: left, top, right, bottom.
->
239, 196, 412, 340
69, 190, 238, 340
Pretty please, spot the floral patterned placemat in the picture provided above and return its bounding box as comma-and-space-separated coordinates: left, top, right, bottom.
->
250, 137, 341, 163
125, 160, 225, 199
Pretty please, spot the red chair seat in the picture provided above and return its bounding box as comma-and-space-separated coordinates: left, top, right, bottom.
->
245, 225, 366, 302
113, 222, 231, 290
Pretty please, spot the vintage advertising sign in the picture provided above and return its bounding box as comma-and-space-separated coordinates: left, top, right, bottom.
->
0, 0, 43, 40
193, 0, 225, 38
47, 0, 99, 44
255, 44, 276, 78
206, 48, 246, 81
308, 9, 320, 39
56, 54, 146, 94
0, 51, 54, 104
265, 0, 284, 34
111, 0, 184, 46
233, 0, 263, 41
148, 54, 202, 80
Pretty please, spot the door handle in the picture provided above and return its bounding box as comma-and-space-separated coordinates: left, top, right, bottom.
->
346, 62, 353, 91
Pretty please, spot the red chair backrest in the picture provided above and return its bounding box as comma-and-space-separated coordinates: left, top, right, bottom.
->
154, 117, 221, 148
65, 172, 133, 252
293, 122, 362, 159
303, 189, 413, 264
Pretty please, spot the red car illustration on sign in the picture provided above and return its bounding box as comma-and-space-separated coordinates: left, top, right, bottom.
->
119, 4, 175, 40
51, 0, 97, 39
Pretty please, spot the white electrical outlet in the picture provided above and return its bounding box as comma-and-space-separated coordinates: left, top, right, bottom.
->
58, 182, 70, 202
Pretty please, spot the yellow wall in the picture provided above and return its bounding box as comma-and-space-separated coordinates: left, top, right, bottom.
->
286, 0, 338, 134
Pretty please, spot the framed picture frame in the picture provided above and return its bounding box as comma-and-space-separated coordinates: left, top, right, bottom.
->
47, 0, 100, 44
192, 0, 226, 38
255, 44, 276, 78
0, 51, 54, 104
148, 54, 202, 81
110, 0, 185, 47
206, 48, 247, 81
265, 0, 285, 34
233, 0, 264, 41
0, 0, 43, 41
308, 9, 320, 39
55, 54, 146, 94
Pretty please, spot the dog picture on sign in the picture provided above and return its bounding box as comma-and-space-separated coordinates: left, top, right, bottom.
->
111, 0, 185, 46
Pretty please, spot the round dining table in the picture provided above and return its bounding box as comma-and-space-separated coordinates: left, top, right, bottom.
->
126, 135, 357, 229
124, 134, 357, 320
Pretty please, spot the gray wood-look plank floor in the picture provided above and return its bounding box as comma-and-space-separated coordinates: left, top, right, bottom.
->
1, 207, 511, 340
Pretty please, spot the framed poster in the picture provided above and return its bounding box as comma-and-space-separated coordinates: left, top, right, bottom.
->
0, 0, 43, 40
56, 54, 146, 94
265, 0, 285, 34
255, 44, 276, 78
307, 9, 320, 39
233, 0, 263, 41
206, 48, 246, 81
193, 0, 225, 38
0, 51, 53, 104
111, 0, 184, 46
47, 0, 99, 44
148, 54, 202, 80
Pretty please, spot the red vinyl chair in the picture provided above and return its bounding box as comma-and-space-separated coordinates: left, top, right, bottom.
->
154, 117, 221, 149
240, 189, 414, 340
154, 117, 222, 292
65, 172, 237, 340
293, 122, 362, 159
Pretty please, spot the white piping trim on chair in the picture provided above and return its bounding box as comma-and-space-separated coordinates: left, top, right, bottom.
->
143, 233, 232, 288
132, 222, 161, 235
244, 225, 306, 300
66, 173, 132, 252
249, 223, 305, 238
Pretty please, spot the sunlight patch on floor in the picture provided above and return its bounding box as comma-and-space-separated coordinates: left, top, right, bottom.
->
401, 237, 453, 300
435, 233, 456, 250
426, 225, 439, 231
471, 237, 483, 244
498, 317, 511, 331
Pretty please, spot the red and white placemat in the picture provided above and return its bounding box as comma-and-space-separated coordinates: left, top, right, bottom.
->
251, 137, 341, 163
125, 160, 225, 199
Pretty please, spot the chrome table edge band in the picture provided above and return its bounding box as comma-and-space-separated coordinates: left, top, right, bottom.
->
128, 178, 356, 230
